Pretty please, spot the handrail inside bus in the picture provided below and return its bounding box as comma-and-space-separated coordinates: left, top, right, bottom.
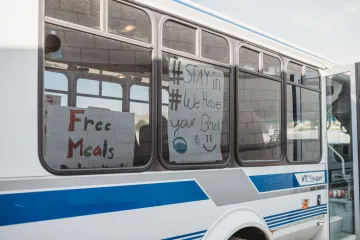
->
328, 144, 346, 177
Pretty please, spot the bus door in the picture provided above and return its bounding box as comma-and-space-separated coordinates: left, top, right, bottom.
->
325, 63, 360, 240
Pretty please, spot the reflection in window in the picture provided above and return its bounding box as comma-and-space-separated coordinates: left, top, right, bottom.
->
130, 85, 149, 102
287, 85, 321, 162
108, 0, 151, 43
239, 47, 259, 72
44, 71, 68, 106
305, 67, 320, 89
237, 72, 282, 161
161, 53, 230, 165
263, 54, 281, 78
45, 0, 100, 29
77, 79, 99, 95
163, 21, 196, 54
102, 82, 123, 98
43, 23, 152, 171
77, 96, 122, 111
201, 31, 229, 64
287, 62, 302, 84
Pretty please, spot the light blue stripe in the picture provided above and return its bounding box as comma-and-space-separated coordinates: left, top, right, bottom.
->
268, 211, 327, 229
173, 0, 334, 64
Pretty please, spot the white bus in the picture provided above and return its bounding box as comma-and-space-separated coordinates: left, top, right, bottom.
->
0, 0, 359, 239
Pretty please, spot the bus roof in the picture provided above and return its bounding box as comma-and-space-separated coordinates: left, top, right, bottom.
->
133, 0, 338, 69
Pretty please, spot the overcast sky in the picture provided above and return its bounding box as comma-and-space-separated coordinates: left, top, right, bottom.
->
191, 0, 360, 65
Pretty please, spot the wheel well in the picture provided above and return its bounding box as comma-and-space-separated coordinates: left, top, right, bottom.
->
229, 227, 268, 240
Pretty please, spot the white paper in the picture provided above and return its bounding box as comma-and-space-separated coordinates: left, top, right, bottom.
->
45, 105, 135, 169
167, 58, 225, 163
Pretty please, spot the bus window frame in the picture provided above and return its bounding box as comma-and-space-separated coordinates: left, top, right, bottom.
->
284, 59, 322, 164
235, 43, 284, 166
200, 28, 231, 64
158, 16, 233, 170
39, 1, 156, 175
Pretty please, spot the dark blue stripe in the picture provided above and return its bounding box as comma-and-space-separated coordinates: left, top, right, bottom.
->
268, 211, 327, 229
173, 0, 334, 64
0, 180, 208, 226
266, 208, 327, 225
249, 171, 327, 192
264, 204, 327, 221
163, 230, 207, 240
182, 234, 204, 240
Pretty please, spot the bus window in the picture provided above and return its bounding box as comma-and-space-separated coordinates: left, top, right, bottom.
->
287, 62, 302, 84
108, 0, 151, 43
102, 81, 123, 98
77, 79, 99, 95
201, 31, 229, 64
45, 0, 100, 29
287, 86, 321, 162
263, 54, 281, 78
239, 47, 260, 72
163, 20, 196, 55
44, 71, 68, 106
304, 67, 320, 90
43, 23, 152, 171
237, 71, 282, 161
162, 88, 169, 120
76, 79, 123, 111
161, 53, 230, 166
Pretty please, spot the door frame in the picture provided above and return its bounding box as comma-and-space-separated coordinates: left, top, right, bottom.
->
324, 63, 360, 238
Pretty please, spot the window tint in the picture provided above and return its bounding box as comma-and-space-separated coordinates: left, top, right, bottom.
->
161, 53, 230, 166
163, 21, 196, 54
305, 67, 320, 89
45, 0, 100, 29
287, 62, 302, 84
108, 0, 151, 43
263, 54, 281, 78
237, 72, 282, 161
287, 85, 321, 162
239, 47, 259, 72
201, 31, 229, 64
43, 23, 152, 171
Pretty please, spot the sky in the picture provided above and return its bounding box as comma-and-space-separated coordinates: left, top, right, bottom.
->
191, 0, 360, 65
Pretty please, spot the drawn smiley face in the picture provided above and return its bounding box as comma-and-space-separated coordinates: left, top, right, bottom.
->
203, 134, 217, 152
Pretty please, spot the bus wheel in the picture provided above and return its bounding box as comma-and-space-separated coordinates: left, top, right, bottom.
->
228, 227, 268, 240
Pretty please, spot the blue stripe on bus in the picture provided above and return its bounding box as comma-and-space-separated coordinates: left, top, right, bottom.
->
268, 211, 327, 229
264, 204, 327, 229
266, 207, 327, 225
163, 230, 207, 240
264, 204, 327, 220
0, 180, 208, 226
249, 171, 327, 193
172, 0, 333, 63
264, 205, 327, 223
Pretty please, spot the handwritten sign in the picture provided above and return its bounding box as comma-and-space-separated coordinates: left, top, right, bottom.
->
45, 105, 135, 169
168, 58, 224, 163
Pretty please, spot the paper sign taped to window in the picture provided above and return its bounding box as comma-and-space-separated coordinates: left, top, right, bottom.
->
167, 58, 224, 163
45, 105, 135, 169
